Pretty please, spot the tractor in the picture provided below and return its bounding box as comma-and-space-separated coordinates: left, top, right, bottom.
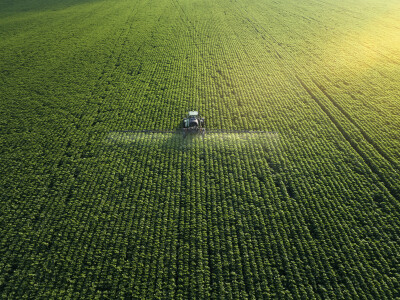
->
183, 111, 205, 136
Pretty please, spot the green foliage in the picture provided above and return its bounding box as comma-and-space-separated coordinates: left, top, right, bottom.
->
1, 0, 400, 298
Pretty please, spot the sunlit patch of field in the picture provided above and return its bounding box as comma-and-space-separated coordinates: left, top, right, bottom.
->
323, 2, 400, 72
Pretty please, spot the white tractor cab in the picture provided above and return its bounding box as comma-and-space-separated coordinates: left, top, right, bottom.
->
183, 111, 205, 136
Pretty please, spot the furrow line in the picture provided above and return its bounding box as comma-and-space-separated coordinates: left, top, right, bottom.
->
310, 77, 400, 172
237, 4, 399, 169
295, 75, 399, 200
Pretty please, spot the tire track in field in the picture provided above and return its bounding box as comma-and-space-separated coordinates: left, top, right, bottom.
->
310, 77, 400, 172
227, 2, 400, 211
234, 5, 400, 199
295, 75, 399, 199
200, 1, 400, 216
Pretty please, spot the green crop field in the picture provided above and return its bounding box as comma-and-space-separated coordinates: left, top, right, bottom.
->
1, 0, 399, 298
